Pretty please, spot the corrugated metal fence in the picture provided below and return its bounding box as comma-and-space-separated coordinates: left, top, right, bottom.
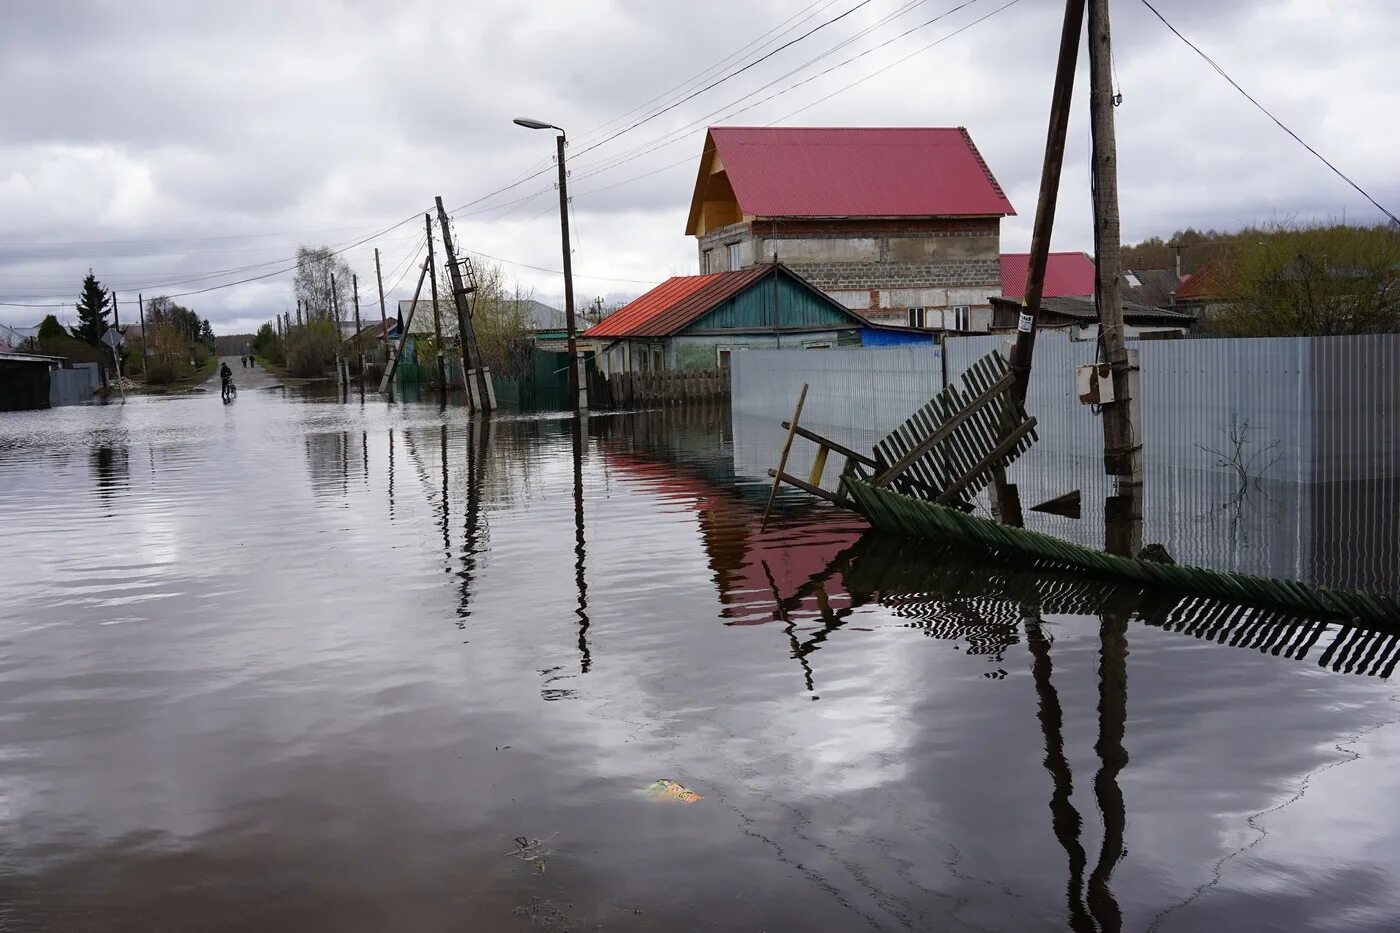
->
730, 345, 943, 451
50, 363, 101, 406
729, 333, 1400, 593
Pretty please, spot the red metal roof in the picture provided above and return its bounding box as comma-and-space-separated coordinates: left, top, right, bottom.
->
584, 265, 777, 339
999, 252, 1097, 300
707, 126, 1014, 219
1173, 259, 1228, 301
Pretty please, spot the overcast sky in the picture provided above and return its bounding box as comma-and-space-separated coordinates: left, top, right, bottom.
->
1, 0, 1396, 335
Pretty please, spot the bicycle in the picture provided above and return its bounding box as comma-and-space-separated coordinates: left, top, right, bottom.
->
221, 380, 237, 402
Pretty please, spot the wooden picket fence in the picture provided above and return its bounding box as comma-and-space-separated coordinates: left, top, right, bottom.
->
598, 369, 729, 408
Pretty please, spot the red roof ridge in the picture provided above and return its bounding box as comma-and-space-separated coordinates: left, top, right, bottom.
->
958, 126, 1011, 207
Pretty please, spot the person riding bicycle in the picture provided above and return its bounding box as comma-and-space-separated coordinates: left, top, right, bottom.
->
220, 361, 234, 400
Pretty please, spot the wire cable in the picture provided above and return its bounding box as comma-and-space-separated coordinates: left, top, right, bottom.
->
1138, 0, 1397, 225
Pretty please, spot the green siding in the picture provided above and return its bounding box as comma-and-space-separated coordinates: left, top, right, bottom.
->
687, 274, 856, 332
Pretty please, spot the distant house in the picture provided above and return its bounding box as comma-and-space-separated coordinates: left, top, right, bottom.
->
0, 323, 39, 353
1172, 259, 1230, 317
989, 295, 1195, 338
685, 126, 1015, 331
584, 262, 936, 375
998, 252, 1098, 302
397, 299, 457, 336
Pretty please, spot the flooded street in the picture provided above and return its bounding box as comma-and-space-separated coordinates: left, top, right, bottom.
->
2, 383, 1399, 932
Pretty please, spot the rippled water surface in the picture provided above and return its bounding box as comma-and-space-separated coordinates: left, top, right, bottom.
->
2, 378, 1398, 932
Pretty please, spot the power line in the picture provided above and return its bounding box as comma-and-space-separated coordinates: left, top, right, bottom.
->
569, 0, 880, 160
1138, 0, 1398, 225
0, 211, 426, 309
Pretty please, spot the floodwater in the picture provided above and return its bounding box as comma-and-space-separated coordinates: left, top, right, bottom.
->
2, 377, 1399, 932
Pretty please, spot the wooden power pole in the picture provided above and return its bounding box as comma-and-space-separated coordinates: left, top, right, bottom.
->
331, 273, 346, 387
352, 273, 365, 388
374, 247, 388, 373
1008, 0, 1086, 403
425, 214, 448, 398
1089, 0, 1143, 558
435, 195, 495, 411
1089, 0, 1138, 479
137, 292, 148, 376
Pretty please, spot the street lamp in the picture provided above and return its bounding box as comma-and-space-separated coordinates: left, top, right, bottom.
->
514, 116, 586, 412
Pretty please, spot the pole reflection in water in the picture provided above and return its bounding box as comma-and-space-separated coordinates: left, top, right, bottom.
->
572, 415, 591, 674
387, 428, 395, 519
457, 415, 490, 629
1089, 613, 1129, 932
439, 424, 450, 564
1024, 607, 1096, 933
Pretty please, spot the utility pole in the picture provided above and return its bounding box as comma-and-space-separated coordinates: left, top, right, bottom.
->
296, 298, 303, 328
374, 247, 388, 375
555, 134, 586, 412
331, 273, 346, 387
352, 273, 365, 388
1008, 0, 1086, 403
425, 214, 448, 399
137, 292, 148, 377
111, 292, 126, 402
435, 195, 495, 411
379, 257, 430, 393
1089, 0, 1143, 554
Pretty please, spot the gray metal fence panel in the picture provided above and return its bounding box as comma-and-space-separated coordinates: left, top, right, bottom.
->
730, 346, 943, 451
49, 364, 100, 407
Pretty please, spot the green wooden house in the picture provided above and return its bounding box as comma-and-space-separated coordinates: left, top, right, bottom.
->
584, 262, 926, 375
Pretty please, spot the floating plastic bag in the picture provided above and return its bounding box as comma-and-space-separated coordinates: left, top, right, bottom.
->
637, 779, 702, 804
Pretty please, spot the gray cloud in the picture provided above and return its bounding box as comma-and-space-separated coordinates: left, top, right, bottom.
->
1, 0, 1395, 334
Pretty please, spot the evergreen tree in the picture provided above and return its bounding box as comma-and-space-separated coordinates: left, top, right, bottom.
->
69, 272, 111, 346
36, 314, 66, 340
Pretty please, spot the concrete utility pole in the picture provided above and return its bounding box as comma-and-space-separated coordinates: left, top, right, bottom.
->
1089, 0, 1143, 555
296, 299, 303, 328
137, 292, 148, 376
435, 195, 495, 411
352, 273, 365, 388
555, 134, 586, 412
1008, 0, 1086, 404
425, 214, 448, 399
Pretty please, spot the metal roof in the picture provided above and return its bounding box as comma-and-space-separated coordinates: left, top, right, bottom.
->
584, 267, 776, 339
704, 126, 1014, 220
999, 252, 1097, 300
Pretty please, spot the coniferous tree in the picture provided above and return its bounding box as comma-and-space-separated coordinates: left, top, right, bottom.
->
36, 314, 65, 340
70, 272, 111, 346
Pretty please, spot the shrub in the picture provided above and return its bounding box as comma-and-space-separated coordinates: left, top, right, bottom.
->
284, 320, 338, 377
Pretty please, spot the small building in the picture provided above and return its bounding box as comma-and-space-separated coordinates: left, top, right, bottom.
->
584, 263, 936, 374
686, 126, 1015, 331
0, 352, 59, 411
989, 295, 1195, 338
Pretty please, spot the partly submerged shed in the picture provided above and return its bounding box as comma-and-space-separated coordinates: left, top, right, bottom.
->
585, 263, 900, 374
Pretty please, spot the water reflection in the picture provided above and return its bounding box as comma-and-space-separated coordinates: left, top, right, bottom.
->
11, 394, 1400, 930
90, 444, 129, 501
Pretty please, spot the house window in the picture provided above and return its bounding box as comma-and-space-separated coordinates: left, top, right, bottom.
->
652, 346, 664, 372
716, 345, 748, 370
952, 305, 970, 331
907, 307, 926, 328
802, 341, 833, 350
727, 242, 742, 270
703, 249, 715, 274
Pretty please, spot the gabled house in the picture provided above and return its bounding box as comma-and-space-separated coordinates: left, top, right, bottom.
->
685, 127, 1015, 331
584, 262, 934, 375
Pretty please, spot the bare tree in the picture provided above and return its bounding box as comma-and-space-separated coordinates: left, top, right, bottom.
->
294, 246, 354, 322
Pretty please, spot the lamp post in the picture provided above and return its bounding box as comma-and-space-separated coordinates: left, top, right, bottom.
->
514, 117, 586, 412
